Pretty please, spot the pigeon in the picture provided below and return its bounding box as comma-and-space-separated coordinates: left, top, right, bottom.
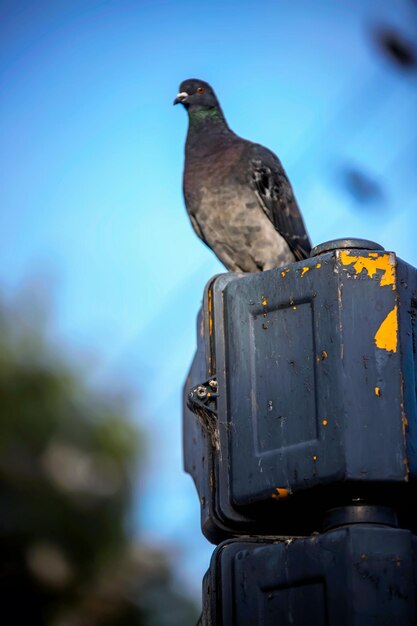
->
174, 79, 312, 272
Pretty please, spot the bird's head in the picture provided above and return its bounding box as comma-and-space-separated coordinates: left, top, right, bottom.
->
173, 79, 220, 112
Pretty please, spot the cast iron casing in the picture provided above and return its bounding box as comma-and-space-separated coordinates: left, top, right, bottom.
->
183, 239, 417, 542
201, 524, 417, 625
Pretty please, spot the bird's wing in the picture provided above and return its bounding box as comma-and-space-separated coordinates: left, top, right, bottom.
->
249, 145, 311, 261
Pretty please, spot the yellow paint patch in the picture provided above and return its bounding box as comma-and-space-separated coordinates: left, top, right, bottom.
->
338, 251, 396, 289
374, 387, 381, 397
374, 305, 398, 353
292, 306, 297, 310
261, 296, 268, 306
280, 268, 290, 278
322, 419, 328, 426
313, 455, 317, 461
316, 263, 321, 269
272, 488, 289, 500
208, 288, 213, 336
301, 267, 310, 277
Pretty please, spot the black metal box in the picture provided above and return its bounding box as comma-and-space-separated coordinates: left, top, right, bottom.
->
202, 524, 417, 626
183, 240, 417, 540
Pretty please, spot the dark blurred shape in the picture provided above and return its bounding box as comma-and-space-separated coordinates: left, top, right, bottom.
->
374, 28, 417, 70
339, 166, 384, 205
0, 289, 198, 626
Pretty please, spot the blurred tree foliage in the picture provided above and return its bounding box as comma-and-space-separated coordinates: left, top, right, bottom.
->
0, 290, 199, 626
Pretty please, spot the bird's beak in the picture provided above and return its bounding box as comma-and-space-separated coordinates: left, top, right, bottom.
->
173, 91, 189, 105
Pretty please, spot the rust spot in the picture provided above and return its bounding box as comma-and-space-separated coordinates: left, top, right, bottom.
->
301, 267, 310, 277
338, 251, 396, 289
272, 487, 289, 500
374, 305, 398, 352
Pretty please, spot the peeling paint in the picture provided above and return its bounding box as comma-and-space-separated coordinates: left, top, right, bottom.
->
338, 251, 396, 289
400, 373, 409, 481
272, 487, 289, 500
374, 305, 398, 352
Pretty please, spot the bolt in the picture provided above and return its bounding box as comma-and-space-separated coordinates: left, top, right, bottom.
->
196, 385, 207, 398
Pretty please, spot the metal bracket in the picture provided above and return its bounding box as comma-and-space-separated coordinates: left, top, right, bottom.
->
187, 377, 219, 450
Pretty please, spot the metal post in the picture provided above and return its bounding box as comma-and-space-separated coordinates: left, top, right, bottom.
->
184, 238, 417, 625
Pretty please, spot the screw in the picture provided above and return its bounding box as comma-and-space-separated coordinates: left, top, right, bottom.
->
196, 385, 207, 398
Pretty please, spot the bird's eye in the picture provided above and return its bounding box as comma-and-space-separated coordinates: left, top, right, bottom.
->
196, 87, 205, 94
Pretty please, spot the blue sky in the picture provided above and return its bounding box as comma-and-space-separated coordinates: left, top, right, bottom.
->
1, 0, 416, 602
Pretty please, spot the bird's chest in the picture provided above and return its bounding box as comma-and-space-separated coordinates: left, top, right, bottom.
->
183, 146, 249, 221
185, 173, 266, 262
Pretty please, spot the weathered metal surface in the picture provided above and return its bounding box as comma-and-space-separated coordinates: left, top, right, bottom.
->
311, 237, 384, 256
183, 240, 417, 540
202, 525, 417, 625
